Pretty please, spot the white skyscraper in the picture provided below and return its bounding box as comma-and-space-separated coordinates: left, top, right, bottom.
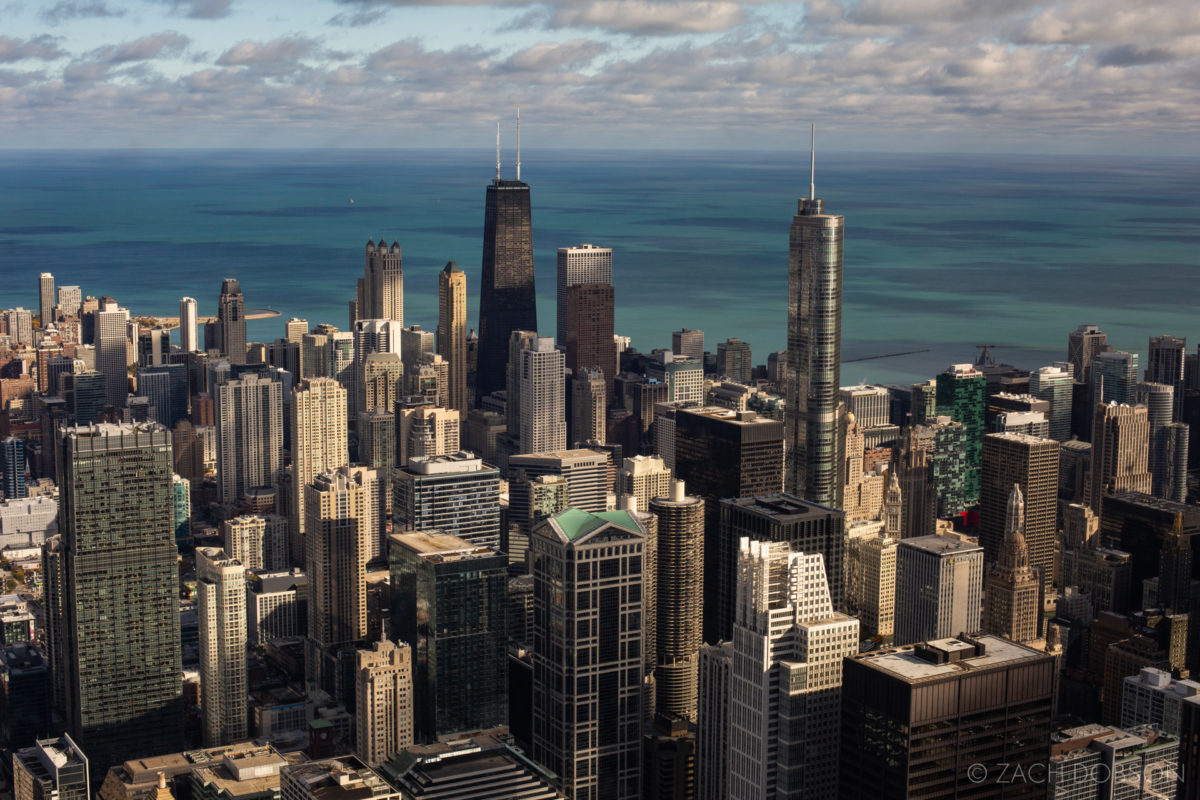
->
519, 337, 566, 455
95, 301, 130, 409
290, 378, 349, 560
195, 546, 248, 747
725, 538, 859, 800
216, 374, 284, 505
359, 240, 404, 325
355, 638, 414, 767
1029, 363, 1073, 441
894, 534, 984, 646
179, 297, 199, 353
38, 272, 55, 328
556, 244, 612, 344
221, 514, 290, 571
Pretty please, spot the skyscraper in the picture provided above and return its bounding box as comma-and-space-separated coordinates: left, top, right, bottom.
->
1069, 324, 1108, 386
54, 423, 183, 776
1147, 334, 1186, 419
509, 449, 608, 513
1088, 402, 1151, 514
894, 534, 983, 645
935, 363, 986, 505
361, 352, 403, 414
564, 283, 616, 405
716, 338, 752, 383
519, 337, 566, 455
195, 546, 248, 747
352, 319, 402, 418
393, 453, 501, 549
476, 142, 536, 404
396, 406, 460, 467
354, 638, 414, 767
570, 367, 606, 446
649, 481, 705, 721
57, 285, 81, 322
672, 328, 704, 361
222, 514, 289, 571
179, 297, 198, 353
786, 132, 844, 505
95, 301, 129, 409
2, 436, 26, 500
217, 279, 247, 365
617, 455, 672, 513
290, 378, 348, 558
1030, 363, 1073, 442
437, 261, 468, 414
12, 735, 89, 800
38, 273, 54, 329
845, 471, 900, 640
359, 240, 404, 324
557, 244, 612, 345
531, 508, 647, 800
982, 485, 1040, 644
389, 532, 507, 741
216, 373, 284, 505
1093, 350, 1139, 406
980, 432, 1060, 596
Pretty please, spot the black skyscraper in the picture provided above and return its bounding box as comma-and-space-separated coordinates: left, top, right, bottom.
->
476, 177, 536, 404
218, 278, 247, 365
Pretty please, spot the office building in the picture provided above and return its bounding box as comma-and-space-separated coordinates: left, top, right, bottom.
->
845, 471, 901, 640
1049, 724, 1179, 800
894, 534, 983, 645
38, 273, 54, 328
195, 547, 248, 747
980, 432, 1060, 594
565, 283, 616, 405
840, 411, 886, 522
2, 436, 26, 500
290, 378, 348, 556
396, 405, 460, 467
179, 297, 198, 353
1, 643, 51, 749
400, 324, 435, 376
696, 642, 733, 800
217, 279, 246, 365
1122, 667, 1200, 736
305, 469, 369, 694
216, 373, 284, 505
328, 330, 355, 396
571, 367, 606, 445
1088, 403, 1151, 514
715, 338, 752, 383
56, 284, 81, 321
280, 757, 401, 800
672, 329, 704, 361
359, 240, 404, 325
354, 638, 414, 767
1101, 493, 1200, 615
839, 384, 891, 428
404, 353, 448, 408
505, 472, 568, 572
53, 423, 183, 776
649, 481, 705, 720
436, 261, 468, 413
617, 455, 672, 513
1158, 422, 1189, 503
557, 244, 612, 344
531, 508, 647, 800
1093, 350, 1139, 406
171, 473, 190, 546
518, 337, 566, 454
725, 539, 858, 800
357, 408, 394, 473
352, 319, 402, 417
246, 569, 307, 645
60, 370, 106, 425
1069, 324, 1108, 386
381, 729, 565, 799
935, 363, 987, 505
1147, 334, 1186, 420
841, 635, 1054, 799
647, 353, 703, 405
95, 301, 130, 409
509, 449, 608, 514
982, 485, 1041, 644
785, 155, 844, 505
137, 363, 188, 428
393, 453, 501, 548
1029, 363, 1074, 441
389, 532, 507, 740
12, 735, 89, 800
361, 353, 402, 414
893, 425, 936, 538
222, 515, 289, 571
475, 161, 536, 405
137, 327, 169, 368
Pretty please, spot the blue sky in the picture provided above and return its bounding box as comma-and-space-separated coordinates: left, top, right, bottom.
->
2, 0, 1198, 152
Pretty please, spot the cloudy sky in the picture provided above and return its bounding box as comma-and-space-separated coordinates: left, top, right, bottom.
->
2, 0, 1198, 152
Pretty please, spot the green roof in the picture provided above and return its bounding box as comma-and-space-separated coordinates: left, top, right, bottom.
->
553, 508, 640, 542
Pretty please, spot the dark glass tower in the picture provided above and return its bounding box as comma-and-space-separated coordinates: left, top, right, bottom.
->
476, 178, 536, 404
218, 278, 247, 365
786, 131, 844, 506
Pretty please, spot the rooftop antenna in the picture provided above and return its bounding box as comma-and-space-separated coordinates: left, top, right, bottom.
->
809, 122, 816, 200
516, 107, 522, 182
495, 121, 501, 181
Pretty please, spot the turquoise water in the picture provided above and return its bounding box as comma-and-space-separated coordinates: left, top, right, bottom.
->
1, 149, 1197, 386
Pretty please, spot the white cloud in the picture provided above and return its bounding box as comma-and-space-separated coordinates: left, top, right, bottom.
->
549, 1, 746, 34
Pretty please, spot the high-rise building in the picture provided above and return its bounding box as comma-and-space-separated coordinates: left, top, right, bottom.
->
178, 297, 198, 353
476, 161, 536, 405
840, 635, 1054, 799
1159, 422, 1189, 504
2, 436, 27, 500
53, 423, 183, 776
570, 367, 606, 446
531, 508, 646, 800
519, 337, 566, 455
557, 244, 612, 345
57, 285, 81, 321
1, 643, 51, 749
38, 273, 54, 329
715, 338, 752, 383
935, 363, 986, 505
845, 471, 901, 640
221, 514, 289, 571
1030, 363, 1074, 441
840, 411, 886, 522
95, 301, 129, 409
1136, 381, 1177, 499
1121, 666, 1200, 736
894, 534, 983, 645
981, 486, 1040, 644
564, 284, 616, 405
716, 494, 844, 643
696, 642, 733, 800
290, 378, 348, 558
1050, 723, 1180, 800
437, 261, 468, 414
281, 757, 402, 800
389, 532, 507, 741
60, 370, 105, 426
217, 279, 246, 365
1147, 334, 1186, 420
393, 453, 501, 549
305, 468, 369, 694
382, 730, 566, 799
617, 455, 672, 513
216, 373, 284, 505
672, 329, 704, 361
1088, 402, 1152, 514
400, 324, 435, 375
358, 240, 404, 325
509, 449, 610, 514
647, 353, 703, 405
352, 319, 402, 418
171, 473, 190, 546
786, 150, 844, 505
354, 638, 414, 767
1093, 350, 1139, 406
361, 352, 402, 414
980, 432, 1060, 595
723, 539, 858, 800
396, 406, 460, 467
301, 331, 329, 379
1069, 324, 1108, 386
357, 408, 395, 472
137, 363, 188, 428
6, 307, 33, 346
12, 735, 89, 800
649, 481, 704, 721
247, 569, 307, 645
195, 547, 248, 747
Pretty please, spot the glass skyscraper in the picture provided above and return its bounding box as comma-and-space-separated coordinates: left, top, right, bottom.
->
935, 364, 986, 506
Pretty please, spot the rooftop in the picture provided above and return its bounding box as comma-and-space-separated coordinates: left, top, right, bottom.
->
900, 534, 983, 556
389, 531, 498, 562
282, 757, 397, 800
851, 635, 1047, 683
722, 493, 841, 519
546, 508, 642, 542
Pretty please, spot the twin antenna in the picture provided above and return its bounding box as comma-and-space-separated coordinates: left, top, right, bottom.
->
495, 109, 522, 182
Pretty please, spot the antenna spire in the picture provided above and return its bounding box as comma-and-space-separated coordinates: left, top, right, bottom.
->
809, 122, 816, 201
495, 121, 501, 181
516, 107, 522, 182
